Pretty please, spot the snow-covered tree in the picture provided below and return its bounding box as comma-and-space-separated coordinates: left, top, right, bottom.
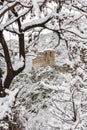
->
0, 0, 65, 96
1, 1, 87, 130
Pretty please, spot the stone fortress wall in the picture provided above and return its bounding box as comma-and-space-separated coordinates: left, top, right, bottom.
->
32, 50, 55, 70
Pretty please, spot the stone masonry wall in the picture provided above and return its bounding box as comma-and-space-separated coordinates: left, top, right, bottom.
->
32, 50, 55, 70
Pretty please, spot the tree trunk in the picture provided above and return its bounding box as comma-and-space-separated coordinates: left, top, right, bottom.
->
0, 31, 13, 72
19, 33, 25, 60
0, 31, 14, 89
0, 31, 25, 96
0, 66, 6, 97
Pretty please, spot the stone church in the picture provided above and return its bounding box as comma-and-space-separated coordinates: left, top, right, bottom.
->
32, 49, 55, 70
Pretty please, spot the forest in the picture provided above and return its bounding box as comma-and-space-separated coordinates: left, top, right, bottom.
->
0, 0, 87, 130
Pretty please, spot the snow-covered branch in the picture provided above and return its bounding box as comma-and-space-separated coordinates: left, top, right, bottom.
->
0, 1, 20, 18
22, 13, 53, 31
4, 9, 30, 29
62, 28, 87, 40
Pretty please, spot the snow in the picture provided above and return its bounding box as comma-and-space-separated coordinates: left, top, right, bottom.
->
11, 65, 87, 130
1, 0, 87, 130
63, 27, 87, 40
22, 13, 53, 31
40, 81, 58, 91
41, 29, 52, 34
3, 30, 18, 41
0, 88, 19, 120
32, 0, 41, 18
13, 56, 24, 70
1, 37, 87, 129
0, 1, 19, 18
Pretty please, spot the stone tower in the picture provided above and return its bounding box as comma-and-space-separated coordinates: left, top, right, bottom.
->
32, 49, 55, 70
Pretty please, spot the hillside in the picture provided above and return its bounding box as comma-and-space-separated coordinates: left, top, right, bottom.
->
11, 65, 87, 130
0, 32, 87, 130
10, 32, 87, 130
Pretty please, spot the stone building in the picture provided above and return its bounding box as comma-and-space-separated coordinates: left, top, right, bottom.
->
32, 49, 55, 70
